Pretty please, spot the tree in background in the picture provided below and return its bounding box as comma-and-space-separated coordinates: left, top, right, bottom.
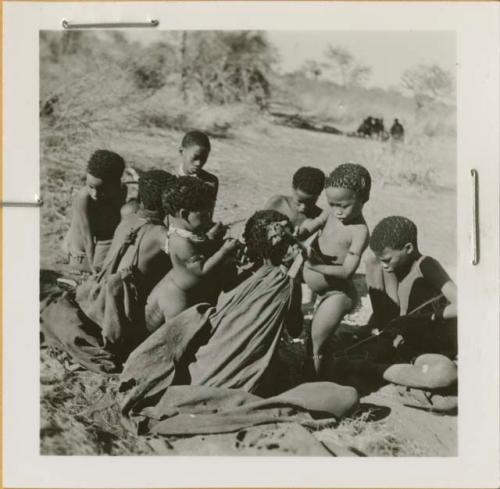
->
301, 60, 327, 81
184, 31, 276, 108
401, 64, 455, 114
323, 45, 371, 87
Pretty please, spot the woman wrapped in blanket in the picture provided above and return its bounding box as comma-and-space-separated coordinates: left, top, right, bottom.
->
142, 210, 303, 392
119, 211, 359, 434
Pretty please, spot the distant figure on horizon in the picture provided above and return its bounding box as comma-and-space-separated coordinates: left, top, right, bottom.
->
390, 118, 405, 141
357, 116, 374, 138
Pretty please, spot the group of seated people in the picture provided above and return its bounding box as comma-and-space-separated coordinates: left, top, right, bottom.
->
42, 129, 458, 417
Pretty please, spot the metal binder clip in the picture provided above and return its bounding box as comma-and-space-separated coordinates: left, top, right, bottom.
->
62, 19, 159, 29
0, 195, 43, 208
471, 169, 479, 265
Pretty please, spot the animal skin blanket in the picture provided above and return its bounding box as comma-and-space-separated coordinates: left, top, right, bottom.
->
118, 267, 358, 446
40, 220, 160, 373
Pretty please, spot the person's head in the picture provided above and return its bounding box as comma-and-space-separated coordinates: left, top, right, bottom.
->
179, 130, 211, 176
291, 167, 325, 214
369, 216, 419, 273
162, 175, 215, 233
86, 150, 125, 201
138, 170, 177, 217
324, 163, 371, 223
243, 210, 293, 266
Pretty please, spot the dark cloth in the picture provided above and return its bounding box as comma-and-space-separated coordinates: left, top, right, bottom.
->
41, 219, 161, 373
41, 291, 121, 373
188, 265, 296, 392
118, 303, 358, 439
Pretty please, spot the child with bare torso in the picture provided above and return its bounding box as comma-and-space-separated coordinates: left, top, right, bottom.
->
297, 163, 372, 376
63, 150, 127, 273
265, 166, 325, 229
103, 170, 177, 298
145, 176, 238, 330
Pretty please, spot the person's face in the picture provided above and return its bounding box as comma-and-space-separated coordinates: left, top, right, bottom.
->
86, 174, 112, 201
183, 208, 212, 233
375, 245, 413, 273
180, 144, 210, 176
291, 187, 319, 215
325, 187, 363, 223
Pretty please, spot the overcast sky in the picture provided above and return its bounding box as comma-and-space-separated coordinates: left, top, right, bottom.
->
266, 31, 455, 89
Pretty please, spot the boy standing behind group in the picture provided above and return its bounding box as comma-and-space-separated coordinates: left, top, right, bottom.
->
176, 130, 219, 197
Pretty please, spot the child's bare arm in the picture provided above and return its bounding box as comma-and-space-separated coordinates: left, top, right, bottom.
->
74, 191, 96, 270
296, 210, 328, 239
172, 237, 239, 279
305, 226, 369, 280
420, 257, 457, 319
264, 195, 283, 211
440, 281, 457, 318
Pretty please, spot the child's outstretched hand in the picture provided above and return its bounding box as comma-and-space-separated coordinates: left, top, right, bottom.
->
222, 238, 240, 254
207, 221, 228, 241
295, 224, 308, 241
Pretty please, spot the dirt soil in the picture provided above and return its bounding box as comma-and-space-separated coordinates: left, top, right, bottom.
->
40, 124, 457, 456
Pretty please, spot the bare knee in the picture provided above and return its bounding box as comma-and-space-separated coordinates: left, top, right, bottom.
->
311, 295, 352, 350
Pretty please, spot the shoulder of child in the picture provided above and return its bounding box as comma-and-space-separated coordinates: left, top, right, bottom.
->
168, 232, 196, 258
419, 255, 452, 288
265, 194, 286, 209
74, 187, 92, 211
200, 169, 218, 186
347, 220, 369, 256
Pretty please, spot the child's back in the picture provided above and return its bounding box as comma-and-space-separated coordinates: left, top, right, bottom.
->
106, 210, 170, 297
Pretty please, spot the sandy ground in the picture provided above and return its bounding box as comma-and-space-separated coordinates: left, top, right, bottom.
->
40, 123, 457, 456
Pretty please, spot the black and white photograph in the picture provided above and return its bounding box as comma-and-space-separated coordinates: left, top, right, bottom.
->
38, 28, 460, 457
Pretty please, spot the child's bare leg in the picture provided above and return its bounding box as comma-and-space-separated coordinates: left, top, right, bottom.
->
311, 293, 352, 375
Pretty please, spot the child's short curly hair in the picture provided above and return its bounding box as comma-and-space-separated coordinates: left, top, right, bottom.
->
325, 163, 371, 202
243, 210, 292, 264
369, 216, 418, 253
162, 175, 215, 216
181, 130, 211, 151
87, 150, 125, 183
292, 167, 325, 196
138, 170, 177, 212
